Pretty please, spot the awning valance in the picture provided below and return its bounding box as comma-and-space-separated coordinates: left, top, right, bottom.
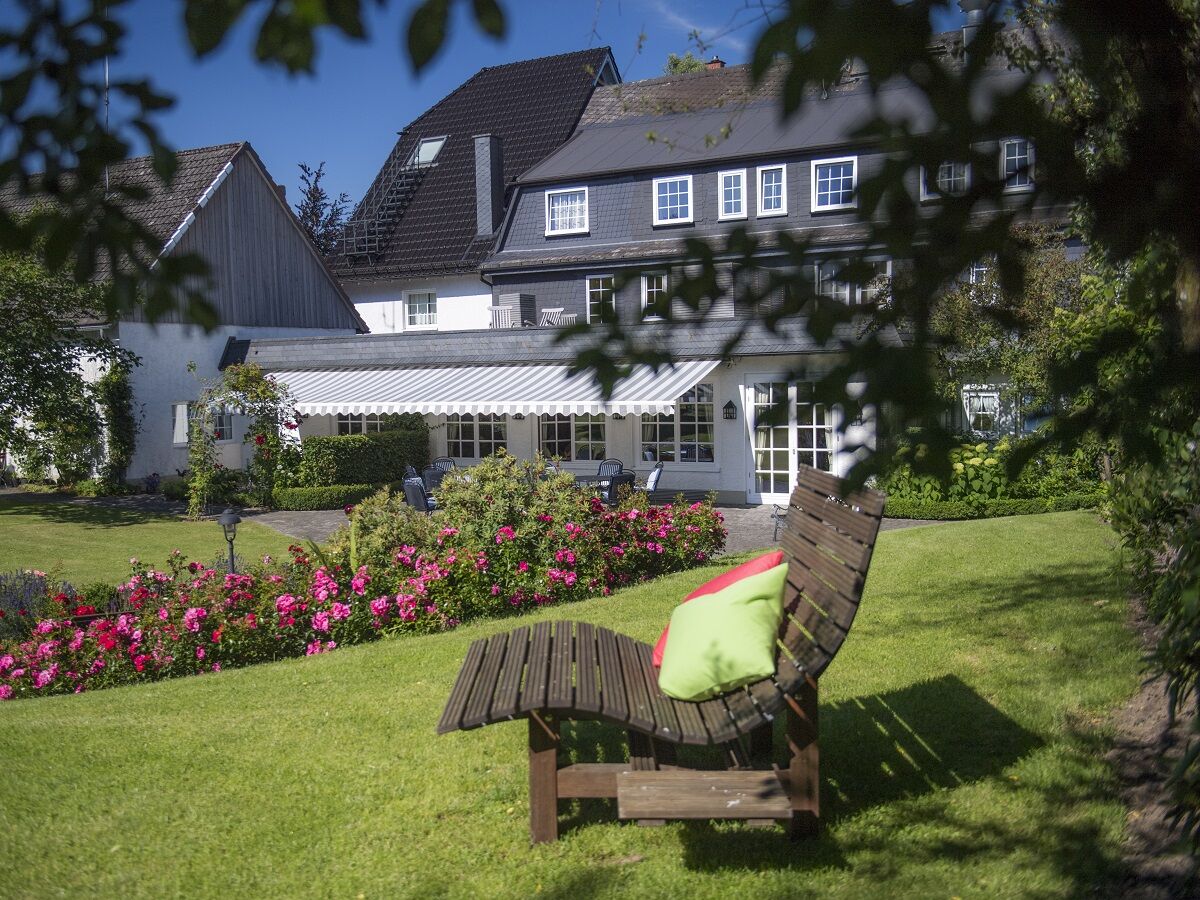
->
273, 359, 721, 417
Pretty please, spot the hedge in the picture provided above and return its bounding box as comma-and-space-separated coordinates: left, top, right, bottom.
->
297, 429, 428, 487
272, 482, 403, 511
883, 492, 1106, 521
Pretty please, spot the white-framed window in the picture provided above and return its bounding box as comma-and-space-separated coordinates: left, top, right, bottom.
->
586, 274, 616, 324
545, 187, 589, 236
963, 388, 1000, 435
652, 175, 693, 226
1001, 138, 1034, 192
811, 156, 857, 211
172, 403, 233, 446
920, 161, 970, 201
718, 169, 747, 220
641, 383, 716, 464
405, 291, 437, 329
445, 413, 508, 459
641, 271, 669, 319
539, 414, 606, 462
965, 257, 993, 284
757, 165, 787, 217
815, 258, 891, 305
337, 414, 387, 435
407, 136, 446, 168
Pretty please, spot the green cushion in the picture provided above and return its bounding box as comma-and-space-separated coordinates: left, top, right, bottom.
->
657, 562, 788, 702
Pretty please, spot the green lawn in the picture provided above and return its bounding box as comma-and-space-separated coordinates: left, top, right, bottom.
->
0, 512, 1139, 898
0, 493, 292, 586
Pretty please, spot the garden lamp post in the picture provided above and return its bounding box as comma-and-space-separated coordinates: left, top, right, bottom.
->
218, 508, 241, 574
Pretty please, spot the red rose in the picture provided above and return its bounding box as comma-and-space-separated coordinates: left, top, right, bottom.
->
254, 434, 266, 446
211, 628, 222, 643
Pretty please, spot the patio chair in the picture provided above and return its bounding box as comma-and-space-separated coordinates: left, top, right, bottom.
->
422, 465, 447, 493
437, 465, 885, 843
640, 461, 664, 501
537, 307, 564, 327
404, 465, 419, 479
602, 471, 636, 507
489, 306, 515, 329
596, 458, 623, 481
432, 457, 456, 472
771, 503, 788, 541
402, 478, 436, 514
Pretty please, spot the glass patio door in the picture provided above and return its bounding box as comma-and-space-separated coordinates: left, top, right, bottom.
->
746, 378, 837, 503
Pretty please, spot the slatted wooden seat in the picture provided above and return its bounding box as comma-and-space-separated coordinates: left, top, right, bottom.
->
437, 465, 885, 843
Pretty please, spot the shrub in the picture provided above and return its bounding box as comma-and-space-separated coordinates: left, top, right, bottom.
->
0, 571, 69, 640
272, 483, 402, 511
0, 459, 726, 701
883, 492, 1106, 520
296, 429, 428, 487
160, 477, 188, 502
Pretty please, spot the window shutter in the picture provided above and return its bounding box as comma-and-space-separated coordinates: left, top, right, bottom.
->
709, 264, 735, 319
172, 404, 190, 445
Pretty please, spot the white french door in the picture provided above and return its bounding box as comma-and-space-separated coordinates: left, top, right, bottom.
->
745, 377, 838, 504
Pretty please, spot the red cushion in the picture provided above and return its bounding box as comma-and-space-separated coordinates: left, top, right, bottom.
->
652, 550, 786, 667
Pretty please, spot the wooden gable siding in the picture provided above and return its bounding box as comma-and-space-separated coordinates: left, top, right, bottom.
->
137, 153, 360, 331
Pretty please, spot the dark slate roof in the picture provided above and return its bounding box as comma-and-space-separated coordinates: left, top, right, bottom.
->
520, 32, 1025, 184
0, 142, 245, 273
486, 223, 874, 273
331, 47, 616, 283
228, 317, 905, 372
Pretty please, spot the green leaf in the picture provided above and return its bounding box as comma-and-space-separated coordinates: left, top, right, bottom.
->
407, 0, 451, 73
184, 0, 251, 58
471, 0, 505, 38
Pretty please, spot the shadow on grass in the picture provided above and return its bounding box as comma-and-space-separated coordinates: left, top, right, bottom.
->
555, 676, 1044, 873
0, 494, 182, 528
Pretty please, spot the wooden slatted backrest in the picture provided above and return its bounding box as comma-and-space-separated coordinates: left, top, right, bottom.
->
777, 465, 885, 680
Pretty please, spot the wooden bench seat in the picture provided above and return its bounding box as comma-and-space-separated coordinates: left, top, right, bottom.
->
437, 465, 885, 843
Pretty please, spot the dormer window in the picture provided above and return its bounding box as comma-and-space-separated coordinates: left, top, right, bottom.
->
652, 175, 693, 226
545, 187, 589, 236
757, 165, 787, 217
920, 161, 970, 201
811, 156, 857, 211
407, 136, 446, 168
1001, 138, 1034, 192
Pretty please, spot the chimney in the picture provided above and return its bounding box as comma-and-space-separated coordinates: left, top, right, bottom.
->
274, 183, 286, 201
706, 56, 725, 70
959, 0, 991, 51
473, 133, 504, 237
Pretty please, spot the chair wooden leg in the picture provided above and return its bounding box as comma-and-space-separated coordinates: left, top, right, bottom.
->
529, 711, 559, 844
785, 677, 819, 839
629, 731, 665, 826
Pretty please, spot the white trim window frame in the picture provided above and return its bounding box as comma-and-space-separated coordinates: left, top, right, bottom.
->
406, 136, 447, 168
919, 161, 971, 202
756, 164, 788, 217
962, 387, 1001, 436
717, 168, 747, 221
585, 273, 616, 324
446, 413, 507, 459
174, 402, 233, 445
641, 271, 669, 320
652, 174, 694, 226
538, 413, 606, 462
544, 186, 589, 236
404, 290, 437, 330
337, 413, 387, 435
810, 156, 858, 212
1000, 138, 1034, 193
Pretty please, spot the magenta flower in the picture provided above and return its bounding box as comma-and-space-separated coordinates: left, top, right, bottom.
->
182, 607, 207, 633
0, 685, 12, 700
494, 525, 516, 544
0, 655, 13, 672
330, 602, 351, 621
196, 647, 206, 660
370, 596, 389, 617
312, 611, 330, 633
158, 607, 169, 621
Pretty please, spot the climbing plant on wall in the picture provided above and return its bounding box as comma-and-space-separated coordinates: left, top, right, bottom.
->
95, 360, 139, 486
186, 363, 299, 518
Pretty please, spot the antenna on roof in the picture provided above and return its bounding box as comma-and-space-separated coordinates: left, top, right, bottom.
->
103, 4, 110, 196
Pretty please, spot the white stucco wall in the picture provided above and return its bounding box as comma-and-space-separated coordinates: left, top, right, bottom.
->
117, 321, 355, 479
346, 274, 493, 334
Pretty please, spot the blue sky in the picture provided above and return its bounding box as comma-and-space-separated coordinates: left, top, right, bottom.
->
106, 0, 963, 205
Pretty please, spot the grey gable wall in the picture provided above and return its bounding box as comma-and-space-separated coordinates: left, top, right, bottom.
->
133, 153, 361, 331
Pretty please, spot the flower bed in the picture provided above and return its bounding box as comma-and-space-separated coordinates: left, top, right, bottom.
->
0, 455, 725, 700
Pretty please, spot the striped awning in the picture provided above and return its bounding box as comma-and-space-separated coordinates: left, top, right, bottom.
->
273, 359, 721, 417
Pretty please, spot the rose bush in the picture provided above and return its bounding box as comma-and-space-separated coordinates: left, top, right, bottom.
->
0, 457, 725, 700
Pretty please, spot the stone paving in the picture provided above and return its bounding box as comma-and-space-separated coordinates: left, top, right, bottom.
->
4, 488, 942, 554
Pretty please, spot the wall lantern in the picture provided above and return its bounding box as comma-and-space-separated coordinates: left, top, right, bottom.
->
611, 413, 625, 421
512, 413, 526, 421
722, 401, 737, 421
218, 508, 241, 574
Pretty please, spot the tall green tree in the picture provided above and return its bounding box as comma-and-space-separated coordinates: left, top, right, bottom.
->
664, 51, 707, 74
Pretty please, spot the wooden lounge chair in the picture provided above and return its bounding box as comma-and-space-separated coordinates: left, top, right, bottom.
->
437, 465, 885, 843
